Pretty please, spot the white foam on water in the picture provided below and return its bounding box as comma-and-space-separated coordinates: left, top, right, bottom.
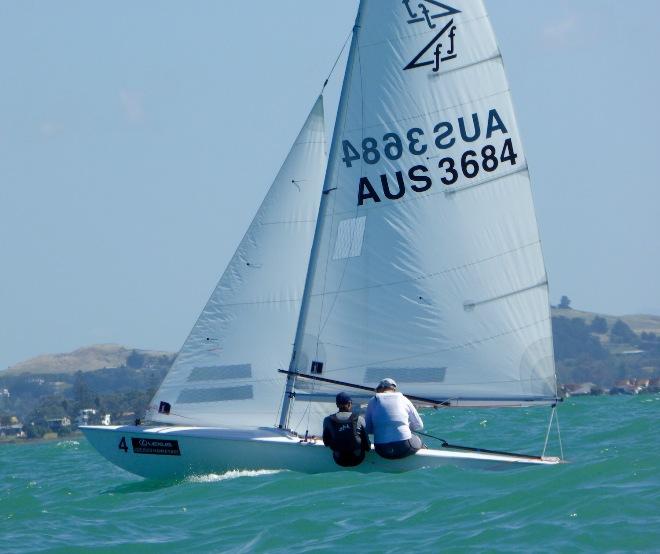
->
56, 440, 80, 448
185, 469, 283, 483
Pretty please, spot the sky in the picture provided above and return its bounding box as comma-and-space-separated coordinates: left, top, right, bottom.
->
1, 0, 659, 369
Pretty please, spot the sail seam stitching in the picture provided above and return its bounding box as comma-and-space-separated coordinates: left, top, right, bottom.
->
293, 140, 326, 146
343, 83, 507, 135
258, 219, 316, 226
329, 165, 529, 217
442, 164, 529, 195
309, 240, 542, 298
316, 317, 552, 377
358, 14, 490, 49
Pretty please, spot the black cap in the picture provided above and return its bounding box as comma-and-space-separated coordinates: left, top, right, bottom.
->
336, 392, 352, 407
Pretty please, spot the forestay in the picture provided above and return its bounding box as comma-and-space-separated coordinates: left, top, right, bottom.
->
288, 0, 557, 433
149, 97, 327, 428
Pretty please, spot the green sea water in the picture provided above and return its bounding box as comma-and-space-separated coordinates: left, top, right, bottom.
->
1, 395, 658, 553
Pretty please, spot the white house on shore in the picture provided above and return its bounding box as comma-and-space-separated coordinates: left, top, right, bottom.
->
77, 409, 111, 427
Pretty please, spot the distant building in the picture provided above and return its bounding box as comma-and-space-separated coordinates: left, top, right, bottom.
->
51, 381, 69, 394
563, 383, 600, 396
0, 388, 10, 410
610, 378, 652, 395
76, 408, 97, 427
45, 417, 71, 432
0, 416, 24, 437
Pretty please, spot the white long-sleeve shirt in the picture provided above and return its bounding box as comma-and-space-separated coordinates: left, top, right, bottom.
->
364, 391, 423, 444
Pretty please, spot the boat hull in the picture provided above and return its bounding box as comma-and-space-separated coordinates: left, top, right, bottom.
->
81, 425, 561, 479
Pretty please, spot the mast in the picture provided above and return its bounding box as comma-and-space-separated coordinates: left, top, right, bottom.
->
278, 2, 365, 430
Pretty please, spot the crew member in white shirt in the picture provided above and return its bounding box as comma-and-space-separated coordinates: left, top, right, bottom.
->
365, 378, 424, 459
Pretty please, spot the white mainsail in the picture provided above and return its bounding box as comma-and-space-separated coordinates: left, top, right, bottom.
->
287, 0, 557, 433
148, 97, 326, 429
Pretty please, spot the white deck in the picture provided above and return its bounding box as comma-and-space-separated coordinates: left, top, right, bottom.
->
81, 425, 561, 479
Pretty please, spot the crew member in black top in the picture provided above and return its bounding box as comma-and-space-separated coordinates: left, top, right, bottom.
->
322, 392, 370, 467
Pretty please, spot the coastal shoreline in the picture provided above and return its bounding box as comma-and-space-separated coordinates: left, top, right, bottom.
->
0, 430, 83, 446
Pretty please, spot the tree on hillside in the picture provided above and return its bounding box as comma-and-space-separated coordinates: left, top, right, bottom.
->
73, 371, 94, 410
558, 296, 571, 309
590, 316, 608, 334
26, 396, 68, 424
126, 350, 146, 369
552, 316, 608, 360
638, 333, 660, 354
609, 319, 637, 344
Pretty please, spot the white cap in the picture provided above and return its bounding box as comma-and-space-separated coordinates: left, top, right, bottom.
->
377, 378, 397, 390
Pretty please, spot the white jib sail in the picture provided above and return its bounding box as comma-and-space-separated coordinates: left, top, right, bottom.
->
289, 0, 557, 433
149, 97, 326, 428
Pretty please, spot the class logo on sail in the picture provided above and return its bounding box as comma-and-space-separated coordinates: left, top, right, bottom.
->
402, 0, 461, 73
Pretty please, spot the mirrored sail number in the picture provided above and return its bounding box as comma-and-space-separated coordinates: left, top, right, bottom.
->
342, 128, 427, 168
340, 109, 511, 170
438, 139, 518, 185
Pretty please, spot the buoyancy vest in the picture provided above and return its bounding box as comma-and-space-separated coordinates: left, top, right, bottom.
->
328, 414, 365, 467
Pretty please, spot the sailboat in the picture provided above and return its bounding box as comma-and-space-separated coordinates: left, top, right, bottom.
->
83, 0, 563, 479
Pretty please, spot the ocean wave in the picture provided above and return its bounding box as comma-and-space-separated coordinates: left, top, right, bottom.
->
185, 469, 283, 483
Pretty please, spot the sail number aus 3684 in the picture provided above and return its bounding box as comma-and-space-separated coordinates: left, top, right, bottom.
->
356, 140, 518, 206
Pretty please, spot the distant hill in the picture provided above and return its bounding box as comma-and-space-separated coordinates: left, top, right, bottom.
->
3, 344, 175, 375
551, 308, 660, 335
3, 307, 659, 383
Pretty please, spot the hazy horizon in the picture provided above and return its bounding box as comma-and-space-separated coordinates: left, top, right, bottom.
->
2, 1, 659, 369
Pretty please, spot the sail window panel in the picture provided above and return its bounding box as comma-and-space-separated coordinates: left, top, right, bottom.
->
293, 378, 318, 391
333, 216, 367, 260
187, 364, 252, 382
364, 367, 446, 384
177, 385, 254, 404
293, 392, 373, 405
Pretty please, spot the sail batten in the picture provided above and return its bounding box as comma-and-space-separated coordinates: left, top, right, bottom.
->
307, 239, 543, 298
294, 316, 551, 373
